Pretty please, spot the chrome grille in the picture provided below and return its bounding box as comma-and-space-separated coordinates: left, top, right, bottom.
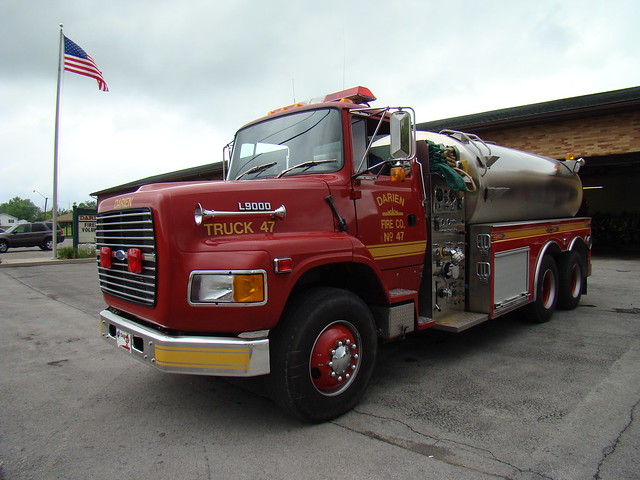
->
96, 208, 157, 305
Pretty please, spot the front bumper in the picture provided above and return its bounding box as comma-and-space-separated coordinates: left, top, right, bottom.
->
99, 309, 270, 377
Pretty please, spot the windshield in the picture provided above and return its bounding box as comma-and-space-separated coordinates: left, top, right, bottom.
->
228, 108, 343, 180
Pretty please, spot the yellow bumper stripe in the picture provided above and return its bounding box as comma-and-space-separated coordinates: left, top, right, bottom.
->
154, 345, 251, 370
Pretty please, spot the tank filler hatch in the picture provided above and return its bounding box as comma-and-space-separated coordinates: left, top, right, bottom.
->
440, 129, 500, 170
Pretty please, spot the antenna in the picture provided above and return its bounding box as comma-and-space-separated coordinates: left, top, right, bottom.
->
342, 31, 346, 88
292, 78, 296, 103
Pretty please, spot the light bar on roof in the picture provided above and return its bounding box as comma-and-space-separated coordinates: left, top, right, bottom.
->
322, 86, 376, 104
269, 86, 376, 114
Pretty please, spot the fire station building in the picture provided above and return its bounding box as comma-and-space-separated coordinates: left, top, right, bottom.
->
418, 85, 640, 253
93, 85, 640, 253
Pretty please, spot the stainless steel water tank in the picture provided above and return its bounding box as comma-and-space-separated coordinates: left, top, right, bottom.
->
416, 131, 584, 224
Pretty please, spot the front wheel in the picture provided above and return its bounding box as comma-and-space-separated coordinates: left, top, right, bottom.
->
0, 240, 8, 253
525, 255, 559, 323
269, 287, 378, 423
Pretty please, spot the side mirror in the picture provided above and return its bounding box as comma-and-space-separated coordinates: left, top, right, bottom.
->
390, 110, 414, 159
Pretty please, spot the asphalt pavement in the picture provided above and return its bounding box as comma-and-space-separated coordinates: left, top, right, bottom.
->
0, 256, 638, 479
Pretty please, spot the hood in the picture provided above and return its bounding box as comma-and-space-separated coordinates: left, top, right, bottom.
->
100, 178, 339, 253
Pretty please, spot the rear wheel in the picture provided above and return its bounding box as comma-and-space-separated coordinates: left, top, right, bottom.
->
269, 287, 377, 423
525, 255, 559, 323
42, 238, 53, 250
0, 240, 8, 253
557, 251, 583, 310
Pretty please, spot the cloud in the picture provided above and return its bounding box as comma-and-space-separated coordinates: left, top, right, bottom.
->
1, 0, 639, 209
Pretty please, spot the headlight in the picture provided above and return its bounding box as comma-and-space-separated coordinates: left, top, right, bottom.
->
189, 271, 266, 305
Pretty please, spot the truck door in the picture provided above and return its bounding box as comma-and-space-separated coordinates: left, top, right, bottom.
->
350, 116, 427, 271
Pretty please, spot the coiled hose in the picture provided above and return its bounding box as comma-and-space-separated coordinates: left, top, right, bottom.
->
425, 140, 476, 192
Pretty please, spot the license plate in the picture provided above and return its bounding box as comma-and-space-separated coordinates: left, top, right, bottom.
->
115, 327, 132, 352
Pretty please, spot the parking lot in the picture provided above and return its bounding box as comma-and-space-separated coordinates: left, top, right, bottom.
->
0, 256, 638, 479
0, 239, 79, 265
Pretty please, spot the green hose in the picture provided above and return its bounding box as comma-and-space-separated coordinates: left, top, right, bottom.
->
425, 140, 468, 192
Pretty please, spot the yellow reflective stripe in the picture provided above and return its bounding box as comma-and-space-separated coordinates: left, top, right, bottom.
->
154, 345, 250, 370
368, 241, 427, 260
492, 221, 590, 243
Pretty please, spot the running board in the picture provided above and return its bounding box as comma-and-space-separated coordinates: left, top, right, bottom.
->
433, 312, 489, 333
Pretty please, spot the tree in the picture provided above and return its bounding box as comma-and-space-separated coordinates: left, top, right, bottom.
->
77, 200, 97, 210
0, 197, 41, 222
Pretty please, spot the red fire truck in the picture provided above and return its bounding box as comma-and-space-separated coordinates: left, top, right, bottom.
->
97, 87, 591, 422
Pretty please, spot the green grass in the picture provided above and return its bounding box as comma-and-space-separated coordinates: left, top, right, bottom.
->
57, 244, 96, 259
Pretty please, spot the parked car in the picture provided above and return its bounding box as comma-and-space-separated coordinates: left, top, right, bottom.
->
0, 222, 65, 253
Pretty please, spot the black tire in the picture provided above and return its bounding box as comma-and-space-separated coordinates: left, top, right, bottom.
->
42, 238, 53, 251
0, 241, 8, 253
525, 255, 559, 323
269, 287, 377, 423
557, 251, 583, 310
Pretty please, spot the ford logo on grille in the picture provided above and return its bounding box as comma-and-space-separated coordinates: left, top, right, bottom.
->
114, 250, 127, 261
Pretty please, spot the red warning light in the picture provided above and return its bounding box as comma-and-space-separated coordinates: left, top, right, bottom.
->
322, 86, 376, 104
100, 247, 112, 268
127, 248, 144, 273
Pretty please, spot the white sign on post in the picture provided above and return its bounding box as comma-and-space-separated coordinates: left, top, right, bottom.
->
78, 215, 96, 243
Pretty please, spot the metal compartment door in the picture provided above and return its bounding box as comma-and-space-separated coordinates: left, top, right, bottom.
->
468, 224, 531, 318
493, 247, 529, 315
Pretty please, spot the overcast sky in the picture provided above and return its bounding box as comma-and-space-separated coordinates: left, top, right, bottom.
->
1, 0, 639, 210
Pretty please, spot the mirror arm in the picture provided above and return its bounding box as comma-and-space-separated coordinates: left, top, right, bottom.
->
356, 107, 390, 173
351, 159, 388, 180
222, 141, 233, 181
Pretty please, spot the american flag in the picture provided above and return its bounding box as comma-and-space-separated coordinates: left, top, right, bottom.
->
63, 36, 109, 92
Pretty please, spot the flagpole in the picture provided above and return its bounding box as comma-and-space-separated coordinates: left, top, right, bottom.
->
53, 24, 64, 260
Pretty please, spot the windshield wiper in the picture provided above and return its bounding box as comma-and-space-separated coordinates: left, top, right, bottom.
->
235, 161, 278, 180
276, 159, 336, 178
